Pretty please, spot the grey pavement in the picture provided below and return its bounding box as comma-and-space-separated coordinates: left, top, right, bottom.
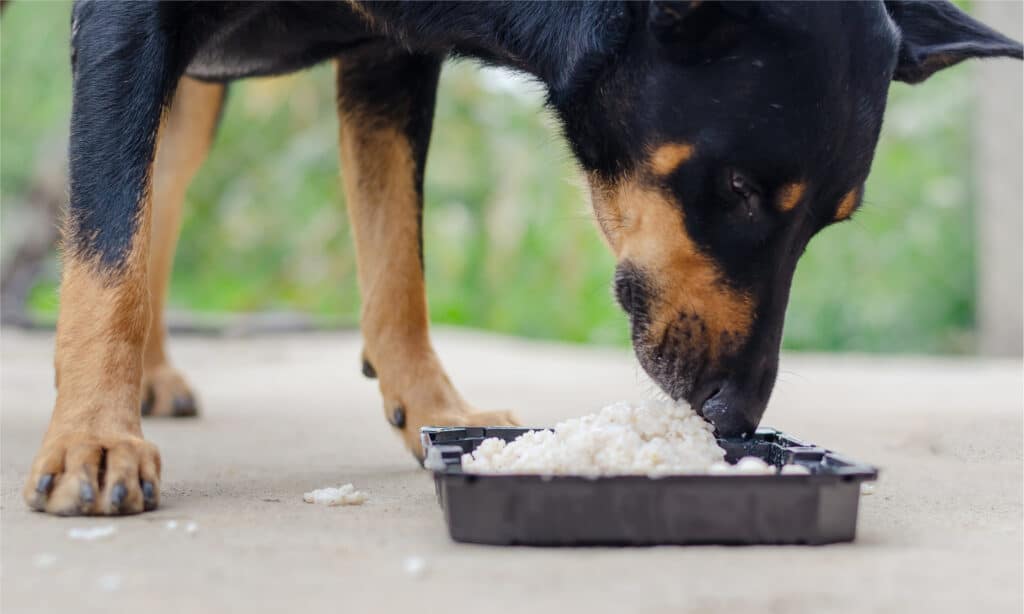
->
2, 328, 1021, 613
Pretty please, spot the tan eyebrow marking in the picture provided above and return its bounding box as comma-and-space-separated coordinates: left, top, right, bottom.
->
835, 188, 860, 220
649, 143, 694, 176
777, 182, 806, 212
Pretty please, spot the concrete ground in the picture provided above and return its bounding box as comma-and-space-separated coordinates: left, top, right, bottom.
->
1, 327, 1021, 613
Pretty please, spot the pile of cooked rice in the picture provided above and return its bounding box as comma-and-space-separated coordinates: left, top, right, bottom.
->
461, 400, 808, 477
302, 483, 368, 506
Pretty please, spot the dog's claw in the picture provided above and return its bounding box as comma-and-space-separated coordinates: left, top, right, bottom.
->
390, 406, 406, 429
362, 358, 377, 379
141, 480, 157, 511
109, 482, 127, 510
35, 474, 54, 495
172, 395, 197, 417
30, 474, 54, 510
79, 482, 95, 504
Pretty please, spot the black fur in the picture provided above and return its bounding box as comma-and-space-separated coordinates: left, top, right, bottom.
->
354, 1, 630, 106
185, 2, 375, 81
68, 0, 1022, 433
613, 262, 653, 341
886, 0, 1024, 83
67, 1, 181, 269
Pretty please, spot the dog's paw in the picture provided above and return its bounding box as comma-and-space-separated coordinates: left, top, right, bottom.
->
141, 363, 198, 417
390, 401, 520, 460
24, 430, 160, 516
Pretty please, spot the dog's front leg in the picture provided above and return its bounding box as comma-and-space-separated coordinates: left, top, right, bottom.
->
336, 49, 518, 457
22, 6, 179, 515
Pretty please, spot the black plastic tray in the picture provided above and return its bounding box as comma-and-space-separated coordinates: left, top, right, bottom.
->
422, 426, 877, 546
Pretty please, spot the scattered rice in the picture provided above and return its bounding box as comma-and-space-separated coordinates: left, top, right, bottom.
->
461, 400, 810, 477
302, 483, 368, 506
32, 553, 58, 568
97, 573, 122, 592
68, 525, 116, 541
402, 555, 427, 578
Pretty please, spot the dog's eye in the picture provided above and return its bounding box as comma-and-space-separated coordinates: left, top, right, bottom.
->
726, 169, 763, 217
729, 169, 759, 199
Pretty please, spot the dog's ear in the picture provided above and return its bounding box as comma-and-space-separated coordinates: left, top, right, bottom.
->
649, 1, 758, 60
886, 0, 1023, 84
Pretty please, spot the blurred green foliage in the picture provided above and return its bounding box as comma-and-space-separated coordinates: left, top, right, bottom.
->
2, 1, 979, 352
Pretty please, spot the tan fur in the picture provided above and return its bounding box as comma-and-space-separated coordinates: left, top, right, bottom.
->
22, 77, 221, 514
649, 143, 694, 177
343, 0, 376, 25
835, 188, 859, 220
336, 64, 516, 456
26, 143, 163, 514
589, 174, 753, 360
777, 181, 806, 212
142, 77, 224, 416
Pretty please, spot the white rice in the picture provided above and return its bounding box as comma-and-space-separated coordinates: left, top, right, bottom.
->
67, 525, 117, 541
302, 483, 368, 506
32, 553, 58, 569
461, 400, 803, 477
462, 400, 726, 477
734, 456, 775, 474
402, 555, 427, 579
97, 573, 122, 592
780, 463, 812, 475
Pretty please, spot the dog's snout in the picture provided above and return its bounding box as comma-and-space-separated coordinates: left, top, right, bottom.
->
698, 381, 764, 438
687, 365, 777, 438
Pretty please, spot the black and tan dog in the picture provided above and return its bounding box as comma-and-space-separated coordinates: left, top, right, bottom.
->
24, 1, 1021, 515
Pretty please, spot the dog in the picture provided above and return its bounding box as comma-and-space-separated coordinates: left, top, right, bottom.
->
24, 0, 1022, 515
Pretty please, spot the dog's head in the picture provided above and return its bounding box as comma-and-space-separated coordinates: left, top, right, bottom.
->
562, 1, 1021, 435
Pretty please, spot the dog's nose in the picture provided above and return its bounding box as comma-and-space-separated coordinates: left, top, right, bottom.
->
697, 381, 764, 438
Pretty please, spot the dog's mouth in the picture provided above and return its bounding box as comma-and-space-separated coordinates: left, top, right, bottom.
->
613, 260, 757, 417
630, 311, 717, 405
616, 265, 708, 403
633, 321, 775, 437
